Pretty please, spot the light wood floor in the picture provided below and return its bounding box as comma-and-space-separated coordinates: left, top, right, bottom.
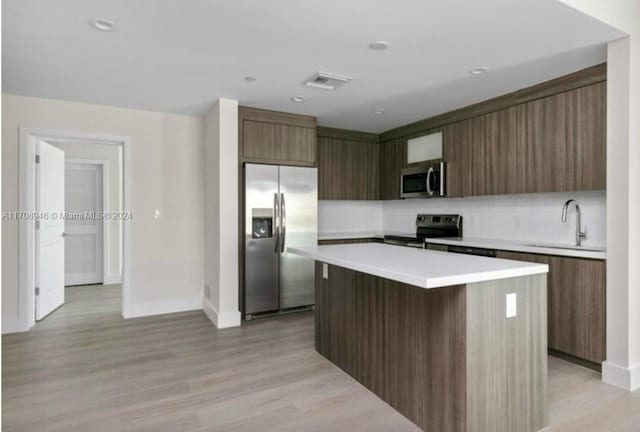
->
2, 284, 639, 431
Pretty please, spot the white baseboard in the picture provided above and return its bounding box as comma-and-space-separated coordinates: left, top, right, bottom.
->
124, 297, 202, 319
2, 317, 27, 334
602, 361, 640, 391
103, 273, 122, 285
203, 299, 241, 329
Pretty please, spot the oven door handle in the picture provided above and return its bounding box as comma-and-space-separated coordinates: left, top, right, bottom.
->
426, 167, 435, 196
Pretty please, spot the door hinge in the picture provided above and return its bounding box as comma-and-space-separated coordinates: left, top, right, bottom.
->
35, 220, 40, 230
35, 287, 40, 296
35, 154, 40, 164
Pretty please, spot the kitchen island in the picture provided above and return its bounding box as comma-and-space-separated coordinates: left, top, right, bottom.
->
289, 243, 549, 432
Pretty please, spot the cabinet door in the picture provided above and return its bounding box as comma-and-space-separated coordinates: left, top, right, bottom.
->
497, 251, 606, 364
276, 124, 316, 164
547, 256, 606, 363
379, 138, 407, 200
518, 82, 606, 193
443, 120, 473, 197
565, 82, 606, 190
242, 120, 277, 161
518, 93, 568, 193
318, 137, 379, 200
480, 108, 520, 195
318, 137, 341, 199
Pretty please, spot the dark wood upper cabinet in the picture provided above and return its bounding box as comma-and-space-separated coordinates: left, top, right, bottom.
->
481, 108, 520, 195
379, 138, 407, 200
239, 106, 316, 165
244, 65, 605, 197
317, 127, 379, 200
276, 124, 316, 164
566, 82, 606, 190
518, 81, 606, 193
242, 120, 277, 161
443, 120, 471, 198
442, 108, 519, 197
443, 82, 604, 197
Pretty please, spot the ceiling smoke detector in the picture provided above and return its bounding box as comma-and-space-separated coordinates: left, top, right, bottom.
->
304, 71, 352, 91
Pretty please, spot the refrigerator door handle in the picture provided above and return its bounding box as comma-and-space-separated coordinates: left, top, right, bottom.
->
280, 193, 286, 253
273, 192, 280, 253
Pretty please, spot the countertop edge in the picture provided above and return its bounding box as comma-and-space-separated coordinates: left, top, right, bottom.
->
424, 237, 607, 260
290, 246, 549, 289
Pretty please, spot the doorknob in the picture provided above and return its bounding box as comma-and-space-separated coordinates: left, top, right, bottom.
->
62, 232, 67, 237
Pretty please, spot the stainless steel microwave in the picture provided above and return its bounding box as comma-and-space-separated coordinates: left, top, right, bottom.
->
400, 161, 446, 198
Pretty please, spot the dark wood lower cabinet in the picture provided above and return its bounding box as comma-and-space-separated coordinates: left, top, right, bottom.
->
496, 251, 606, 366
315, 262, 547, 432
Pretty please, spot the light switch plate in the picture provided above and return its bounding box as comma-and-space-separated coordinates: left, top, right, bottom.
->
506, 293, 517, 318
322, 263, 328, 279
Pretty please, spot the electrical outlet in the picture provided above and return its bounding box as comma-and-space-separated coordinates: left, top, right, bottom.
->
322, 263, 328, 279
506, 293, 517, 318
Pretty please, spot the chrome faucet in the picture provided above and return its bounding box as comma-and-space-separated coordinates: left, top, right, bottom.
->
561, 199, 587, 246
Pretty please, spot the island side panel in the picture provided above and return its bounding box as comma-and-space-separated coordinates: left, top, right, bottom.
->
315, 262, 467, 432
465, 274, 548, 432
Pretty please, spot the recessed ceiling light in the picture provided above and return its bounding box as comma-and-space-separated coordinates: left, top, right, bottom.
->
89, 18, 115, 32
369, 40, 390, 51
244, 76, 256, 82
290, 96, 305, 103
372, 109, 385, 115
469, 66, 489, 75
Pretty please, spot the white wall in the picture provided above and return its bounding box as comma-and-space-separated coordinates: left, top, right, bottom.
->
383, 191, 606, 246
48, 140, 122, 284
2, 94, 205, 330
559, 0, 640, 392
319, 201, 384, 235
203, 98, 241, 329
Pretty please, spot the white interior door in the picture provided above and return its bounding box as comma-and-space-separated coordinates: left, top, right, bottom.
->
64, 163, 104, 286
36, 141, 66, 320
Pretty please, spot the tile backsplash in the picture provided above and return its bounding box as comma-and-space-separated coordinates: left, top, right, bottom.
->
320, 190, 606, 247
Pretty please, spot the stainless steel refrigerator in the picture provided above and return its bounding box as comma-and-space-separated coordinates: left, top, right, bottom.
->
244, 163, 317, 319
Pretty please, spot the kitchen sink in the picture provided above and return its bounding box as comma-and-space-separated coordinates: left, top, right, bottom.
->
523, 243, 606, 253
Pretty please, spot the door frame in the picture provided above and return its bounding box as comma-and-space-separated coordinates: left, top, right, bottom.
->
18, 128, 131, 331
64, 158, 110, 286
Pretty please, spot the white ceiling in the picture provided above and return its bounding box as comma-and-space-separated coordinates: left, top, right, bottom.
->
2, 0, 624, 133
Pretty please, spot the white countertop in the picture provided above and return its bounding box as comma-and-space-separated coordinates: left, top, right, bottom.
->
318, 232, 606, 260
318, 231, 384, 240
289, 243, 548, 289
425, 237, 607, 260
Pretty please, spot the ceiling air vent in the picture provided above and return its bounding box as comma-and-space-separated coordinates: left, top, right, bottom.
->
304, 71, 352, 90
